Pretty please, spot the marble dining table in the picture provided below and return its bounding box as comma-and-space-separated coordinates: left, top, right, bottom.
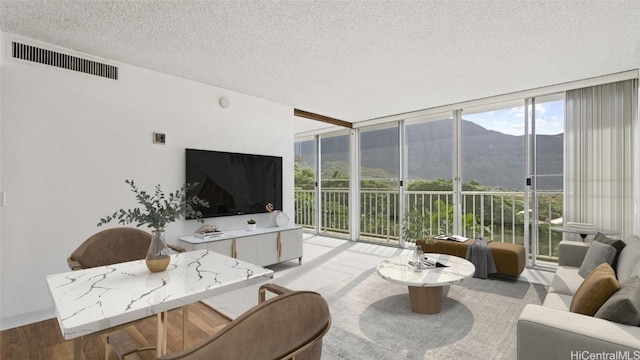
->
46, 249, 274, 359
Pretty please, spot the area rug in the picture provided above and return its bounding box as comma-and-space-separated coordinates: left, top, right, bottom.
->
320, 271, 546, 360
203, 237, 547, 360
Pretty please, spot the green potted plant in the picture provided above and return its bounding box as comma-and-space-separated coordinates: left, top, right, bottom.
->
98, 179, 209, 272
402, 208, 437, 246
247, 218, 257, 231
402, 208, 436, 270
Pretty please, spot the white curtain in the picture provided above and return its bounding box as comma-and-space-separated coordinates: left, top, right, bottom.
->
565, 79, 638, 239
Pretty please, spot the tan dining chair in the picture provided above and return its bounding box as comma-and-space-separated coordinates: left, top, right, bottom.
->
144, 283, 331, 360
67, 227, 186, 360
67, 227, 184, 270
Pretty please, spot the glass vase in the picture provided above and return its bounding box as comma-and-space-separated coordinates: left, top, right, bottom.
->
146, 229, 170, 272
413, 244, 423, 271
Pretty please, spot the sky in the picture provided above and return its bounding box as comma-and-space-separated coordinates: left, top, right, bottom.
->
463, 100, 564, 136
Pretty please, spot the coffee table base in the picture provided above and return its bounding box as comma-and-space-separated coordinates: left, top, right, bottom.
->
408, 286, 443, 314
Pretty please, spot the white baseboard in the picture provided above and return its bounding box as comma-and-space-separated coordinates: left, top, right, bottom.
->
0, 307, 55, 331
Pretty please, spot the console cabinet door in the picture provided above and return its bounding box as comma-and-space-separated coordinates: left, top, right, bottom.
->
279, 228, 303, 263
235, 236, 259, 265
257, 232, 278, 266
235, 234, 278, 266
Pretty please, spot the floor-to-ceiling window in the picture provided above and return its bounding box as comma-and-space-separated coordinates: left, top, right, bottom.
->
404, 114, 455, 240
294, 138, 316, 231
461, 101, 527, 243
320, 131, 351, 238
291, 77, 633, 267
359, 124, 400, 243
460, 95, 565, 263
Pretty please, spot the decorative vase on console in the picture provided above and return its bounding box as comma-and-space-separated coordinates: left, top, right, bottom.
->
97, 179, 209, 273
266, 202, 289, 227
266, 203, 277, 227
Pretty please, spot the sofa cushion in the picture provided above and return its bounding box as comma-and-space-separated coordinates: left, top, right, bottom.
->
571, 263, 619, 316
595, 276, 640, 325
617, 235, 640, 283
558, 240, 590, 267
578, 241, 616, 278
549, 266, 584, 296
593, 232, 626, 272
542, 292, 573, 312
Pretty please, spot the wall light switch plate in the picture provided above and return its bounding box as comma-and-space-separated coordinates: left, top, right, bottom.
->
0, 192, 6, 207
153, 132, 166, 144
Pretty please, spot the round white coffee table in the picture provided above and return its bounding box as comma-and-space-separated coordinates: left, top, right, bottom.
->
377, 253, 476, 314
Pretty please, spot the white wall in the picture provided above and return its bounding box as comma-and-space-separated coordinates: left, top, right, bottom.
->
0, 33, 295, 329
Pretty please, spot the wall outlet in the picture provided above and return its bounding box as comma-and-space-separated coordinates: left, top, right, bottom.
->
153, 132, 166, 144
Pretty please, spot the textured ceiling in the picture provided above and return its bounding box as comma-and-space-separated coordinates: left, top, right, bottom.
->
1, 1, 639, 132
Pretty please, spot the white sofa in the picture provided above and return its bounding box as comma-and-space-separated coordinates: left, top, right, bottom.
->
517, 235, 640, 360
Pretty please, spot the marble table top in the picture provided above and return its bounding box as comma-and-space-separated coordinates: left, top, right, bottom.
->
377, 253, 476, 288
46, 249, 274, 340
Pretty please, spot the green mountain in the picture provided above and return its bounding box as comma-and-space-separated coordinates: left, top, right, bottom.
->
297, 120, 563, 191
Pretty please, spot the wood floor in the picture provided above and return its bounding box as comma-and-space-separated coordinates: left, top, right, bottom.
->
0, 302, 231, 360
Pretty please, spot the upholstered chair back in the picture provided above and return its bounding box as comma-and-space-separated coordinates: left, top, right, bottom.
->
67, 227, 151, 270
158, 290, 331, 360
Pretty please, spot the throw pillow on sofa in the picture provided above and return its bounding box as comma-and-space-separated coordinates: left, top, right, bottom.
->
594, 276, 640, 326
593, 232, 626, 272
616, 235, 640, 283
571, 262, 619, 316
595, 276, 640, 325
578, 240, 617, 278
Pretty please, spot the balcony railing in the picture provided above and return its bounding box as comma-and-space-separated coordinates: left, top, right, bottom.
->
294, 188, 563, 261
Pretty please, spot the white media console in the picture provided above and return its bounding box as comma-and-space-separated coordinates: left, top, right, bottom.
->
179, 225, 303, 267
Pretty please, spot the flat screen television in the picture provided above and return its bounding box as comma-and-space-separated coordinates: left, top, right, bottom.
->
185, 148, 283, 218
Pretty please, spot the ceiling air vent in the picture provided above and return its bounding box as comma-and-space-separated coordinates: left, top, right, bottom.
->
11, 41, 118, 80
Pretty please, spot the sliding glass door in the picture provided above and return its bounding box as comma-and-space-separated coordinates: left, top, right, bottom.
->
527, 94, 565, 265
404, 114, 454, 241
294, 131, 352, 239
461, 101, 527, 243
320, 131, 351, 238
459, 95, 565, 264
359, 124, 400, 243
294, 138, 316, 231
